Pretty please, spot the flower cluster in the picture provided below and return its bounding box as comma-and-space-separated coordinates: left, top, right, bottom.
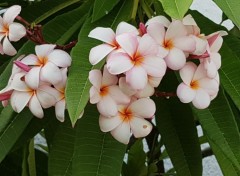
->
0, 44, 72, 122
88, 15, 226, 144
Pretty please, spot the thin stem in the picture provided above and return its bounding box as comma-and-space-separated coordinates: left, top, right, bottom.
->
154, 90, 177, 97
16, 16, 30, 26
56, 40, 78, 50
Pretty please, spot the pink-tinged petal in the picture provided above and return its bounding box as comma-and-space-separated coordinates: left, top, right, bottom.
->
147, 22, 166, 45
14, 61, 31, 72
102, 65, 118, 86
39, 84, 61, 101
119, 77, 137, 97
142, 56, 166, 77
148, 76, 163, 87
8, 22, 26, 41
89, 44, 115, 65
116, 22, 139, 35
204, 59, 218, 78
130, 117, 152, 138
48, 49, 71, 67
166, 21, 187, 40
11, 73, 30, 91
157, 46, 169, 58
40, 62, 62, 85
129, 98, 156, 118
97, 96, 118, 117
126, 66, 148, 90
210, 91, 218, 100
108, 85, 130, 104
116, 33, 138, 57
2, 100, 8, 107
135, 83, 154, 98
173, 36, 196, 52
210, 53, 221, 69
164, 48, 186, 70
88, 27, 115, 44
3, 37, 16, 56
110, 122, 131, 144
89, 70, 102, 89
3, 5, 21, 24
25, 67, 41, 89
146, 16, 170, 27
107, 52, 133, 74
191, 36, 207, 55
89, 86, 100, 104
0, 90, 12, 101
35, 44, 56, 58
21, 54, 39, 65
193, 63, 207, 81
54, 68, 67, 91
198, 78, 219, 95
29, 94, 44, 118
177, 83, 196, 103
192, 89, 210, 109
99, 114, 122, 132
37, 86, 57, 108
182, 14, 197, 26
55, 99, 66, 122
11, 90, 32, 113
179, 62, 197, 85
137, 34, 158, 56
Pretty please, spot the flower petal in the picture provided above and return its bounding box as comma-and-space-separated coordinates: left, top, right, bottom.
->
97, 95, 118, 117
116, 33, 138, 57
8, 22, 26, 41
3, 5, 21, 24
116, 22, 139, 35
21, 54, 39, 65
146, 16, 170, 27
29, 94, 44, 118
89, 44, 115, 65
173, 36, 196, 52
48, 49, 71, 67
3, 37, 16, 56
179, 62, 197, 85
25, 67, 41, 89
148, 76, 163, 87
164, 47, 186, 70
126, 66, 148, 90
129, 98, 156, 118
88, 27, 115, 44
107, 52, 133, 75
111, 122, 131, 144
108, 85, 130, 104
198, 78, 219, 95
40, 62, 62, 85
89, 69, 102, 89
37, 86, 57, 108
147, 22, 166, 45
102, 65, 118, 86
99, 114, 122, 132
191, 36, 207, 55
193, 63, 207, 81
11, 73, 29, 91
119, 77, 137, 97
130, 117, 152, 138
210, 52, 221, 69
142, 56, 166, 77
192, 89, 211, 109
166, 20, 187, 40
177, 83, 196, 103
35, 44, 56, 58
11, 90, 32, 113
137, 34, 158, 56
89, 86, 100, 104
135, 83, 154, 98
55, 99, 66, 122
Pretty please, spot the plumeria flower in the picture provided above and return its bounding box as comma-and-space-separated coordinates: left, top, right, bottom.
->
10, 72, 58, 118
201, 31, 227, 78
0, 5, 26, 56
88, 22, 139, 65
147, 20, 196, 70
99, 98, 155, 144
107, 33, 166, 90
21, 44, 72, 85
89, 66, 130, 117
145, 15, 171, 28
177, 62, 219, 109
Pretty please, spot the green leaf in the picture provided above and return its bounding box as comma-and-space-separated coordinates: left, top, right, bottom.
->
48, 104, 127, 176
153, 72, 202, 176
66, 0, 137, 125
214, 0, 240, 28
159, 0, 193, 19
0, 109, 33, 162
92, 0, 120, 22
193, 89, 240, 169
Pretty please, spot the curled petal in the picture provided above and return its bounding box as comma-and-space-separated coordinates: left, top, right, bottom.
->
3, 37, 16, 56
129, 98, 156, 118
55, 99, 66, 122
3, 5, 21, 24
8, 22, 26, 41
11, 91, 32, 113
99, 115, 122, 132
130, 117, 152, 138
29, 94, 44, 118
165, 48, 186, 70
191, 36, 207, 55
126, 66, 148, 90
111, 122, 131, 144
192, 89, 211, 109
179, 62, 197, 85
48, 49, 72, 67
35, 44, 56, 58
88, 27, 115, 44
116, 22, 139, 36
89, 44, 115, 65
40, 62, 62, 85
89, 70, 102, 89
97, 96, 118, 117
177, 83, 196, 103
142, 56, 166, 77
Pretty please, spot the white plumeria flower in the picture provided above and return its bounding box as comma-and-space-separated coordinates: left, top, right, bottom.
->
107, 33, 167, 90
177, 62, 219, 109
147, 20, 196, 70
88, 22, 139, 65
201, 31, 227, 78
21, 44, 72, 85
99, 98, 155, 144
0, 5, 26, 56
89, 66, 130, 117
10, 72, 58, 118
145, 15, 171, 28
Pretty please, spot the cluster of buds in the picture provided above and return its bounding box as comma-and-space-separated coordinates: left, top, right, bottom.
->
88, 15, 226, 144
0, 5, 73, 122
